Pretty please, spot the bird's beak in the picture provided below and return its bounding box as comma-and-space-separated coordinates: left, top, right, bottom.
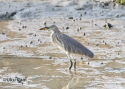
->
39, 27, 49, 30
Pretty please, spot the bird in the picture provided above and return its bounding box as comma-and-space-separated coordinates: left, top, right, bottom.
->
103, 22, 113, 29
39, 25, 94, 70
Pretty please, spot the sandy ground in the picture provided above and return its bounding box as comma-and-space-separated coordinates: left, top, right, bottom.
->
0, 0, 125, 89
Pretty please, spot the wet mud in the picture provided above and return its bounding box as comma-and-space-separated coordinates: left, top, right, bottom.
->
0, 56, 125, 89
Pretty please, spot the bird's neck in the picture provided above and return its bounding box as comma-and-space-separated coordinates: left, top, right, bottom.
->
51, 30, 62, 37
52, 30, 61, 34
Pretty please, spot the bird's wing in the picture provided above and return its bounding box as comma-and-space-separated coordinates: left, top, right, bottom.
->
61, 34, 94, 58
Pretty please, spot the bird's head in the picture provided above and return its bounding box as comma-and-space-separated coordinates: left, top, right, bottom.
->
39, 25, 59, 32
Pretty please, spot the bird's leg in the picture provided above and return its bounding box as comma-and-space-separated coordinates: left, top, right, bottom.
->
74, 59, 76, 69
69, 59, 73, 70
70, 55, 76, 70
66, 53, 73, 70
73, 59, 76, 72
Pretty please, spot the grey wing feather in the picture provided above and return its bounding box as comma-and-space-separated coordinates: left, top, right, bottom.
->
61, 34, 94, 58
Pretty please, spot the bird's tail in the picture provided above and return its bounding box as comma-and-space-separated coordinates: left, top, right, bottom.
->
87, 51, 94, 58
82, 47, 94, 58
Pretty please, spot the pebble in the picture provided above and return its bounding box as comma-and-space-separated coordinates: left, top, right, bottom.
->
53, 21, 55, 24
96, 44, 99, 46
83, 33, 85, 36
80, 14, 82, 17
20, 45, 23, 48
66, 27, 69, 29
44, 22, 46, 26
22, 26, 27, 28
30, 41, 33, 44
101, 62, 103, 64
68, 17, 73, 19
49, 56, 52, 59
1, 32, 5, 35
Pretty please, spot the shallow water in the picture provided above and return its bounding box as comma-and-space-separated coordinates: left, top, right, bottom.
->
0, 56, 125, 89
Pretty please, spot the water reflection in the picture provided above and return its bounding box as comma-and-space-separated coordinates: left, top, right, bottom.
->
62, 70, 76, 89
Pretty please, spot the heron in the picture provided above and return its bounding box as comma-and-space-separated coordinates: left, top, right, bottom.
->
39, 25, 94, 70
